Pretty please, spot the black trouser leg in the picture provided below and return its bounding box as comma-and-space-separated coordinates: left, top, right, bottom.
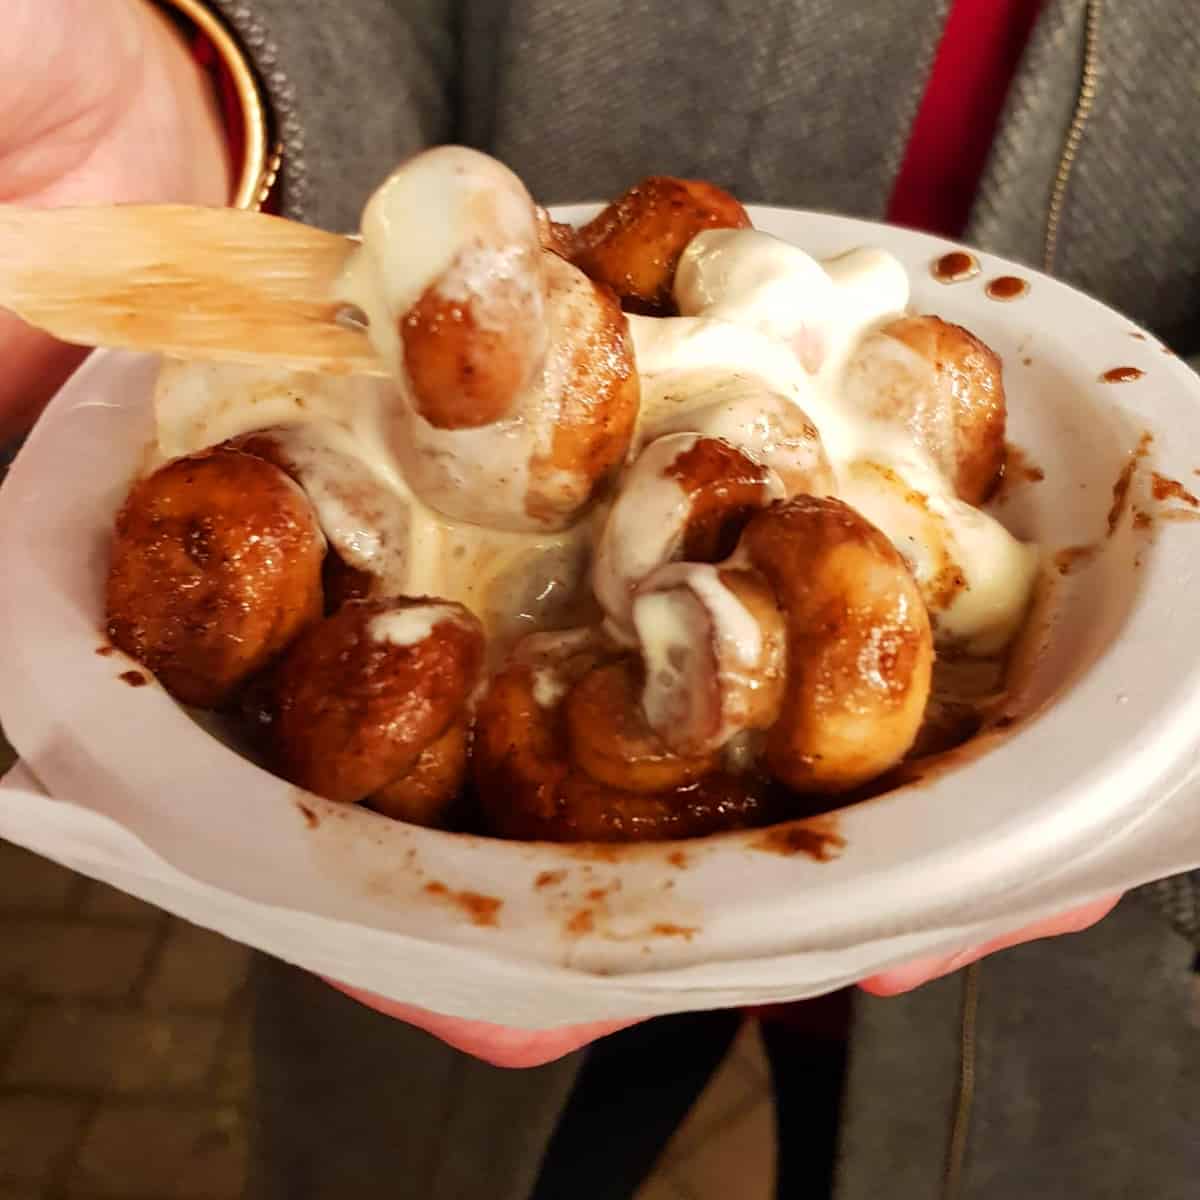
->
530, 1008, 745, 1200
759, 993, 852, 1200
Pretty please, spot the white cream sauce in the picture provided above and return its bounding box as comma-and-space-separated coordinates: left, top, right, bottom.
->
152, 362, 591, 654
369, 604, 465, 647
626, 227, 1038, 651
153, 167, 1036, 681
390, 252, 599, 533
334, 146, 544, 377
633, 563, 783, 753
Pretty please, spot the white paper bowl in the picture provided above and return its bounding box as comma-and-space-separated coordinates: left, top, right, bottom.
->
3, 207, 1200, 1026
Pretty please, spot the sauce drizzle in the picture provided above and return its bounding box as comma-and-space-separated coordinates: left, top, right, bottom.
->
1151, 473, 1199, 507
1107, 431, 1154, 535
1100, 366, 1145, 384
931, 251, 980, 284
751, 817, 845, 861
423, 881, 503, 926
985, 275, 1029, 301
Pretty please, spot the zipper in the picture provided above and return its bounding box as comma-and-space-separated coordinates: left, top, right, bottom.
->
1043, 0, 1103, 273
942, 962, 981, 1200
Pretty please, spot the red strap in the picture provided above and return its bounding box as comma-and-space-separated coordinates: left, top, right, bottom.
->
887, 0, 1045, 237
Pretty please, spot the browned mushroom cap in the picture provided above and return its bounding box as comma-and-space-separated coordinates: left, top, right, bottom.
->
846, 315, 1006, 505
524, 257, 641, 527
390, 250, 640, 535
565, 659, 719, 794
572, 177, 752, 314
741, 496, 934, 793
593, 434, 781, 635
367, 717, 471, 828
373, 156, 546, 432
270, 598, 484, 805
632, 566, 787, 758
473, 661, 770, 842
228, 426, 406, 610
401, 251, 545, 430
106, 447, 324, 708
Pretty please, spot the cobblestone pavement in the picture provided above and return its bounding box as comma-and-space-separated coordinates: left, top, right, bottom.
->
0, 846, 252, 1197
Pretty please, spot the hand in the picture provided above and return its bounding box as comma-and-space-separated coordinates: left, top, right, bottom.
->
327, 895, 1123, 1063
0, 0, 232, 441
858, 893, 1122, 996
323, 980, 637, 1068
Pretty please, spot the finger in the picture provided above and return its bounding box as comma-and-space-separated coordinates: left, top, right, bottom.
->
0, 311, 88, 444
859, 893, 1122, 998
323, 979, 639, 1069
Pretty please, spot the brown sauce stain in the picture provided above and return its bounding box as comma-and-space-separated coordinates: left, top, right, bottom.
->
649, 922, 699, 941
119, 670, 148, 688
95, 644, 115, 657
585, 884, 619, 902
1053, 545, 1098, 575
985, 275, 1029, 301
751, 816, 845, 861
1022, 356, 1033, 366
994, 445, 1045, 502
1151, 473, 1199, 507
535, 869, 567, 890
1133, 508, 1153, 530
666, 850, 689, 869
423, 881, 503, 927
1130, 332, 1148, 341
931, 250, 979, 283
1107, 431, 1154, 535
297, 803, 319, 829
1159, 508, 1200, 524
1100, 366, 1145, 384
1108, 464, 1137, 534
565, 908, 595, 936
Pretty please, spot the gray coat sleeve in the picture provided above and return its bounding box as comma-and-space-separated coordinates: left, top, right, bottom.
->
1143, 873, 1200, 948
209, 1, 457, 231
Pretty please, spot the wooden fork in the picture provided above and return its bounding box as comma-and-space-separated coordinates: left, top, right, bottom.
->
0, 204, 387, 376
